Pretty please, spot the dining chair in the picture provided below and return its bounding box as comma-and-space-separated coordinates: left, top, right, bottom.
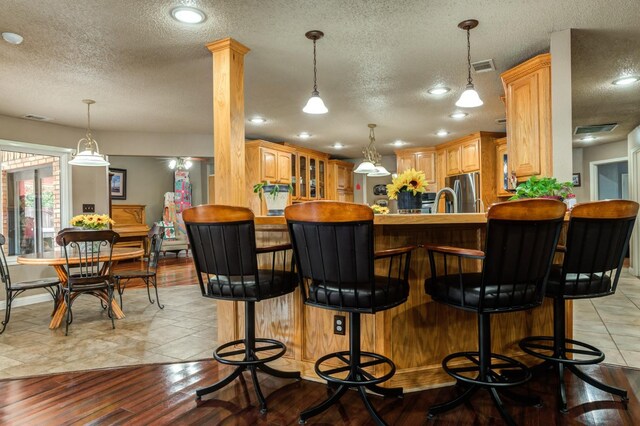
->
56, 229, 119, 335
0, 234, 60, 334
113, 225, 165, 309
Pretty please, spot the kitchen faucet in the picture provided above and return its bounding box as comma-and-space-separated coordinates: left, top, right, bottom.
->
433, 187, 458, 213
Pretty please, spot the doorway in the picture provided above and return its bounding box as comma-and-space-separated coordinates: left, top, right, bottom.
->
589, 157, 628, 200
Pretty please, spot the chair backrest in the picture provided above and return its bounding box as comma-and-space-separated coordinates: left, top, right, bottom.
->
0, 234, 12, 287
479, 199, 566, 312
147, 225, 165, 273
286, 201, 380, 312
182, 205, 260, 298
560, 200, 638, 297
56, 230, 119, 289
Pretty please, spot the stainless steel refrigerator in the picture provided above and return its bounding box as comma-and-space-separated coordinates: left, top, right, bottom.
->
444, 172, 481, 213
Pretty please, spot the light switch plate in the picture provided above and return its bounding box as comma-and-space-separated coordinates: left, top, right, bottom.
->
82, 204, 95, 213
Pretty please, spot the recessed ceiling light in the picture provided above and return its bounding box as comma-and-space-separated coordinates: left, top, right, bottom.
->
436, 130, 449, 137
580, 135, 596, 142
393, 140, 405, 147
333, 142, 344, 149
2, 32, 24, 45
171, 7, 206, 24
612, 76, 640, 86
298, 132, 311, 139
449, 112, 468, 119
249, 117, 266, 124
428, 87, 450, 95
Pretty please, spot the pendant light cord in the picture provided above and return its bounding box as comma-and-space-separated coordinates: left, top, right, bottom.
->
466, 28, 472, 85
86, 102, 92, 138
312, 39, 318, 93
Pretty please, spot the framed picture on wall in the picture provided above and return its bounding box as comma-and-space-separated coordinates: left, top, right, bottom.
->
572, 172, 581, 187
110, 168, 127, 199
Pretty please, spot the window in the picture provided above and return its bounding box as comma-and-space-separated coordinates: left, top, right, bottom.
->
1, 145, 70, 257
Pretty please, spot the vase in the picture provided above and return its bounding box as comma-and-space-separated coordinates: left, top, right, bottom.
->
262, 184, 291, 216
397, 191, 422, 213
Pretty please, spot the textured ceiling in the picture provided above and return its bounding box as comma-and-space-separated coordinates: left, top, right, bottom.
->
572, 29, 640, 148
0, 0, 639, 157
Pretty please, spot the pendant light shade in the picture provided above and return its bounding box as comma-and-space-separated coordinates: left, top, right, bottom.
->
367, 165, 391, 177
303, 30, 328, 114
303, 91, 328, 114
354, 161, 376, 174
456, 83, 484, 108
455, 19, 483, 109
69, 99, 110, 167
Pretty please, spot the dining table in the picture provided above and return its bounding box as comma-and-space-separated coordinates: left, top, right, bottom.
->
17, 247, 145, 329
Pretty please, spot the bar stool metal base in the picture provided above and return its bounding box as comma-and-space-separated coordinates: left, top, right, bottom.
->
299, 312, 402, 426
519, 297, 628, 413
428, 314, 540, 426
195, 302, 300, 413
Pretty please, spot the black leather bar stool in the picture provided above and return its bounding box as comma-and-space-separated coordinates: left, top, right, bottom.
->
424, 199, 566, 425
285, 201, 415, 426
519, 200, 638, 412
183, 205, 300, 413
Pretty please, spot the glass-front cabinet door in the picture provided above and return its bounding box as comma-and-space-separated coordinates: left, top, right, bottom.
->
291, 155, 297, 198
318, 159, 325, 199
299, 155, 308, 199
309, 158, 316, 198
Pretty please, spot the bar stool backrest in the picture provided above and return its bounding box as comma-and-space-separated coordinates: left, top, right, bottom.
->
560, 200, 638, 298
480, 199, 566, 312
183, 205, 260, 299
286, 201, 381, 312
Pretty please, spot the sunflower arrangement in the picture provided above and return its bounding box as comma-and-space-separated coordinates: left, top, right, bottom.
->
386, 168, 428, 200
371, 205, 390, 215
70, 214, 115, 230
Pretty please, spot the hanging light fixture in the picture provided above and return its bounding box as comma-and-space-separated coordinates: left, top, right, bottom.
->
354, 124, 390, 176
455, 20, 483, 108
69, 99, 110, 166
168, 157, 193, 170
302, 30, 328, 114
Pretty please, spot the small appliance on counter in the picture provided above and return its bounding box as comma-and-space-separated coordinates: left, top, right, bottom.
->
421, 192, 437, 214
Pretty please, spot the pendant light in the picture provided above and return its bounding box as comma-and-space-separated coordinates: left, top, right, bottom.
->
302, 30, 328, 114
354, 124, 390, 176
455, 20, 483, 108
69, 99, 110, 166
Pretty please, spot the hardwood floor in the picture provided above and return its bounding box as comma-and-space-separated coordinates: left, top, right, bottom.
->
0, 360, 638, 425
113, 255, 198, 288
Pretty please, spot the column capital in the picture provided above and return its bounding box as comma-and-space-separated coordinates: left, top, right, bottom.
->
206, 38, 250, 55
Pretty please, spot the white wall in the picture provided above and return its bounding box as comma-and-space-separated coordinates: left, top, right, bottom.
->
627, 125, 640, 275
551, 29, 573, 182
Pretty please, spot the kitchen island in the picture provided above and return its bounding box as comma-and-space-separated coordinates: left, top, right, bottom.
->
216, 213, 566, 391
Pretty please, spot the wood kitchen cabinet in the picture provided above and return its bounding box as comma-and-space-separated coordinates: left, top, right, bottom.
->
285, 144, 329, 202
446, 146, 462, 175
461, 139, 480, 172
394, 148, 436, 192
501, 53, 552, 181
245, 140, 296, 215
327, 159, 354, 202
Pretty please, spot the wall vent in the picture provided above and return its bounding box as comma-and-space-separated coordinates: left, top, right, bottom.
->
574, 123, 617, 134
23, 114, 52, 121
495, 118, 507, 125
471, 59, 495, 73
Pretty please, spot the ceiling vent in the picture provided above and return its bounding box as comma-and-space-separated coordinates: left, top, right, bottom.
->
495, 117, 507, 125
471, 59, 495, 73
574, 123, 618, 135
23, 114, 52, 121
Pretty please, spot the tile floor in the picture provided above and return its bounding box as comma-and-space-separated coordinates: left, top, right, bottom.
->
0, 285, 218, 379
1, 271, 638, 380
573, 270, 640, 367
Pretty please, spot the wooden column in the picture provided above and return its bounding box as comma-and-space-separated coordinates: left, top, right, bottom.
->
206, 38, 250, 207
206, 38, 250, 344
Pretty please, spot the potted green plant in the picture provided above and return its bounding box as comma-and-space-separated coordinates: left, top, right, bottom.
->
509, 176, 574, 201
253, 182, 293, 216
